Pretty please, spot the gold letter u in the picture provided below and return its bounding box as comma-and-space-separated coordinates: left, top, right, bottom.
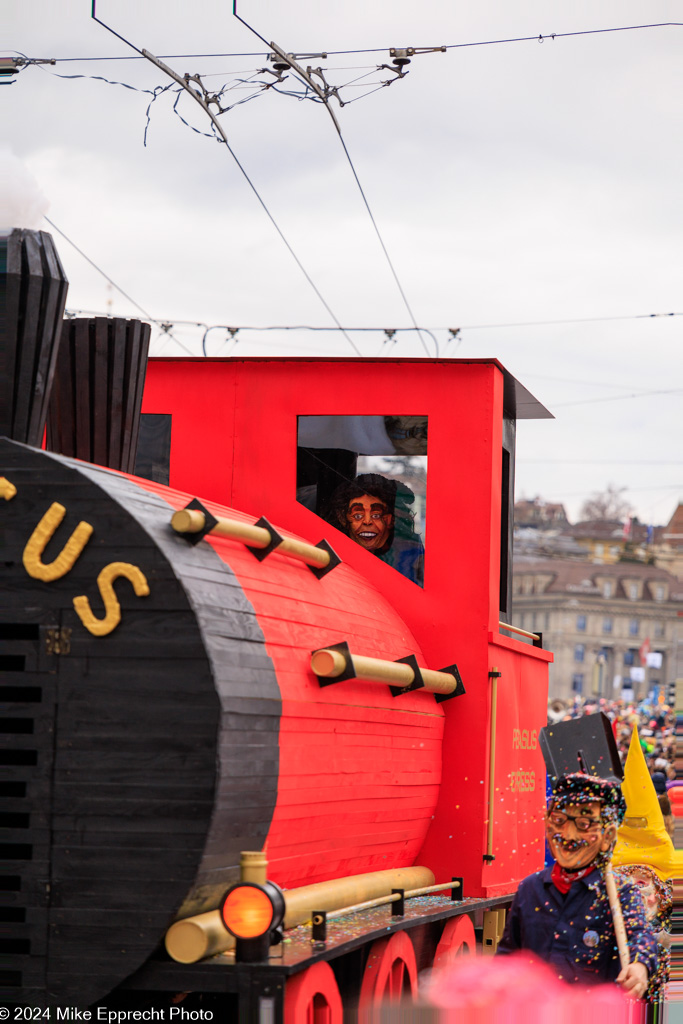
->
23, 502, 94, 582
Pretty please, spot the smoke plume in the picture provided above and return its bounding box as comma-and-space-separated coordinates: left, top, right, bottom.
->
0, 148, 49, 228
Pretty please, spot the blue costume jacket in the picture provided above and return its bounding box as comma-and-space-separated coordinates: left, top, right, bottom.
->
497, 865, 658, 986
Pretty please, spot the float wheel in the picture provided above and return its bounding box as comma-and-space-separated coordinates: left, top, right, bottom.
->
284, 961, 343, 1024
433, 914, 476, 970
358, 931, 418, 1013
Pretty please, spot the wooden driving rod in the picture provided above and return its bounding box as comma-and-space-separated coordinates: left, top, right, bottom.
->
310, 648, 456, 695
171, 508, 330, 569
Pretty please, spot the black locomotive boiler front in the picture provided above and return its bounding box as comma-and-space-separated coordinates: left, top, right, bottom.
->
0, 439, 283, 1006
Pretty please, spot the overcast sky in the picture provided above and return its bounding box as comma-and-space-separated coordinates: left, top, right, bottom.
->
4, 0, 682, 526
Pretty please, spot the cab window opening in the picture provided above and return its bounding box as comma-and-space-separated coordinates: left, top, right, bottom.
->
296, 415, 426, 587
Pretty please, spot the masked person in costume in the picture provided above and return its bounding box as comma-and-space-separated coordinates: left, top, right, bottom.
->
324, 473, 424, 586
497, 773, 657, 998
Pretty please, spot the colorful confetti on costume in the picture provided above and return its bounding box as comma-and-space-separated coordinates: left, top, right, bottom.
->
617, 864, 672, 1002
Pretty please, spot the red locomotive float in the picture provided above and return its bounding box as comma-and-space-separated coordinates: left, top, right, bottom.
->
1, 229, 553, 1019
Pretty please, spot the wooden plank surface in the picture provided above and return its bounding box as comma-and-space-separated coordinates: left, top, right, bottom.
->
45, 317, 152, 472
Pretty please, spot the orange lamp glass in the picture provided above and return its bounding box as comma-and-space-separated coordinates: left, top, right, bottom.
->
221, 884, 275, 939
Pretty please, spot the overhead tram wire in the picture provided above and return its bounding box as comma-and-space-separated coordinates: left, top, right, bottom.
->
89, 2, 362, 357
520, 459, 682, 466
43, 216, 194, 355
45, 313, 682, 369
336, 134, 432, 356
553, 388, 683, 408
452, 311, 682, 331
25, 21, 683, 63
231, 1, 433, 357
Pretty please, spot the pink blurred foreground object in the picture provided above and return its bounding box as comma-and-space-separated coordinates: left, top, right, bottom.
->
423, 952, 641, 1024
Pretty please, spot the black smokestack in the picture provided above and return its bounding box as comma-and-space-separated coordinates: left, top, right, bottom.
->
0, 228, 69, 444
46, 316, 151, 473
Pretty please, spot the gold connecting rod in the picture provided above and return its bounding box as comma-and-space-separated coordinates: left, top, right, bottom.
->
310, 648, 456, 696
171, 508, 330, 569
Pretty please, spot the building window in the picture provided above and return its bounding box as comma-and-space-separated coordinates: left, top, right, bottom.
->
654, 622, 664, 638
623, 649, 637, 667
577, 615, 586, 632
629, 619, 639, 636
629, 583, 638, 600
655, 585, 665, 601
575, 644, 585, 663
603, 618, 613, 634
602, 580, 613, 597
572, 674, 584, 694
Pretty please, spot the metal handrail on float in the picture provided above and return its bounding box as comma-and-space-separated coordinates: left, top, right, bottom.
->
309, 880, 462, 941
498, 620, 542, 647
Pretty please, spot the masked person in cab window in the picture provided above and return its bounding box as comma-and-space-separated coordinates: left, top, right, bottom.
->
497, 773, 657, 999
325, 473, 424, 587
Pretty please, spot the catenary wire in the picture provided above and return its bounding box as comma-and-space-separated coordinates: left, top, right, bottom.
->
19, 22, 683, 355
453, 312, 682, 331
230, 3, 433, 356
19, 21, 683, 62
47, 9, 683, 365
48, 315, 683, 383
337, 133, 432, 355
43, 217, 194, 355
89, 3, 363, 357
553, 389, 683, 407
519, 460, 682, 466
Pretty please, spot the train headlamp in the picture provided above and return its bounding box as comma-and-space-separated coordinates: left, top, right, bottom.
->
220, 881, 285, 961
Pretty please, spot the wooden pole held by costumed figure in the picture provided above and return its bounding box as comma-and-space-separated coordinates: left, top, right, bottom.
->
603, 862, 630, 971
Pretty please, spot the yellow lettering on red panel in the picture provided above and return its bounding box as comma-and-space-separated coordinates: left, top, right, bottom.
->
510, 770, 536, 793
512, 728, 538, 750
0, 477, 17, 501
23, 503, 94, 582
73, 561, 150, 637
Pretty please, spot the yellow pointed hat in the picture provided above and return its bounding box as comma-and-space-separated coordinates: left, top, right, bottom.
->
612, 724, 680, 880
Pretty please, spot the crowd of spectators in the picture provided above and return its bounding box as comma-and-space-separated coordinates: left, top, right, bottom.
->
548, 695, 677, 838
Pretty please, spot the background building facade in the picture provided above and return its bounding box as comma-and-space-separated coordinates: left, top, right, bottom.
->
511, 558, 683, 700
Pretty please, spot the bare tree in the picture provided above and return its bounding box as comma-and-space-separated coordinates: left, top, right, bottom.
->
579, 484, 634, 522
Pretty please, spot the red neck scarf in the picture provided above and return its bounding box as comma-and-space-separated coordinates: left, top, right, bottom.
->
551, 861, 596, 894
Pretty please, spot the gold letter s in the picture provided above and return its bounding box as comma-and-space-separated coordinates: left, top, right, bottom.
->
23, 503, 94, 581
73, 561, 150, 637
0, 477, 17, 501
